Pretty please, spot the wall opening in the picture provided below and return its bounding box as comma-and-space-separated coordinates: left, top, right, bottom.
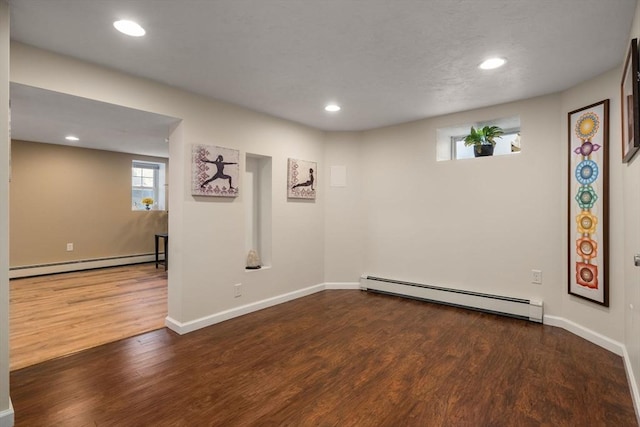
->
245, 153, 272, 269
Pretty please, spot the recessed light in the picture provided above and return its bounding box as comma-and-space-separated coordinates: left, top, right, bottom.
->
65, 135, 79, 141
325, 104, 341, 112
113, 20, 146, 37
479, 57, 506, 70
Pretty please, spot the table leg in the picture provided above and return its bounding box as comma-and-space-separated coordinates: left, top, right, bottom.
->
164, 235, 168, 271
155, 234, 159, 269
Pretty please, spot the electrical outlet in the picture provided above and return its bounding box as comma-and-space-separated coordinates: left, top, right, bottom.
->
234, 283, 242, 298
532, 269, 542, 284
66, 243, 74, 252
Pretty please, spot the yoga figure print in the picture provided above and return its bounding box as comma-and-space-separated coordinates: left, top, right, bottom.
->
200, 155, 237, 189
292, 168, 314, 191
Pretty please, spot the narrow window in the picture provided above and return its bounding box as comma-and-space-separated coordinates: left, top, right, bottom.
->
436, 116, 521, 161
132, 161, 166, 210
452, 128, 521, 160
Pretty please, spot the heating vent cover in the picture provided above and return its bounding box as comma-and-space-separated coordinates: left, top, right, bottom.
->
361, 275, 543, 323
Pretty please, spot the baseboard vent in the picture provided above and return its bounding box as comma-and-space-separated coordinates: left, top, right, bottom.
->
360, 275, 543, 323
9, 253, 162, 279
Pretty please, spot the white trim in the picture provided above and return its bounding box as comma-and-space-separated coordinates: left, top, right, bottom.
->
622, 345, 640, 426
165, 282, 359, 334
9, 254, 163, 279
0, 399, 14, 427
543, 315, 624, 356
324, 282, 360, 290
165, 284, 325, 335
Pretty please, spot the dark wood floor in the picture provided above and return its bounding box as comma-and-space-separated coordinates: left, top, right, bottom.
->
10, 290, 638, 426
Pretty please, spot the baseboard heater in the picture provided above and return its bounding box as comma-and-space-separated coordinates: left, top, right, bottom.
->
9, 253, 161, 279
360, 275, 543, 323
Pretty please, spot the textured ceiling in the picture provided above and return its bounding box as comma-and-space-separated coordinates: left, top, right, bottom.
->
7, 0, 638, 152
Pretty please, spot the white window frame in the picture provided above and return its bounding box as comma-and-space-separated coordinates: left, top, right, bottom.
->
132, 160, 166, 211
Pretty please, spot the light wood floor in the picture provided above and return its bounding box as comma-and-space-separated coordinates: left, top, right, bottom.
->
9, 290, 638, 426
10, 263, 167, 371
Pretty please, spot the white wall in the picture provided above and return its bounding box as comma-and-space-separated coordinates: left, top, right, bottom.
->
317, 67, 631, 349
623, 0, 640, 412
356, 94, 564, 314
0, 3, 11, 426
9, 43, 326, 326
324, 132, 364, 283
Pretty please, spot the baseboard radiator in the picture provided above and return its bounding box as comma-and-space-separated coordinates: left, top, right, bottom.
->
360, 275, 543, 323
9, 253, 162, 279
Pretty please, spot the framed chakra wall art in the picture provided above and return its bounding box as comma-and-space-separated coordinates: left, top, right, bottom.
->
191, 144, 239, 197
567, 100, 609, 306
287, 158, 316, 199
621, 38, 640, 163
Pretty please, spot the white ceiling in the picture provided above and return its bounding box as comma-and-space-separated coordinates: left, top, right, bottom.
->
7, 0, 638, 153
11, 83, 179, 157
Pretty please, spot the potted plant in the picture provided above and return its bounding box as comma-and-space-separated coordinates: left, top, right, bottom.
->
142, 197, 154, 210
463, 125, 504, 157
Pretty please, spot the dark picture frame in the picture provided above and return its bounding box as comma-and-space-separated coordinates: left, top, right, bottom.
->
621, 38, 640, 163
567, 100, 609, 306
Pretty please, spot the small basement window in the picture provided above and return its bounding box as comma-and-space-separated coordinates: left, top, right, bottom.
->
436, 116, 521, 161
452, 129, 521, 160
132, 160, 166, 210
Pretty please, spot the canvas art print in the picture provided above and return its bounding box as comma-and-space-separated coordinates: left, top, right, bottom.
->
288, 158, 316, 199
567, 100, 609, 306
192, 144, 239, 197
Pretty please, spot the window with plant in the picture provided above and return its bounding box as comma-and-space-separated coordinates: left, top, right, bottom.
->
436, 116, 521, 161
132, 161, 166, 210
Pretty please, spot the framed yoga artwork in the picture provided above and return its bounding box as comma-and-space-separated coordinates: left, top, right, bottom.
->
567, 99, 609, 306
287, 158, 316, 199
621, 38, 640, 163
191, 144, 240, 197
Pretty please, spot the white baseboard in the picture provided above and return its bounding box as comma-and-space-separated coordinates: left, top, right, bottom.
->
545, 315, 639, 421
623, 345, 640, 426
165, 283, 325, 335
543, 315, 624, 356
0, 399, 14, 427
9, 253, 164, 279
324, 282, 360, 290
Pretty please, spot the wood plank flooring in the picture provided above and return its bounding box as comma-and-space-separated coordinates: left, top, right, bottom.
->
10, 290, 638, 426
10, 263, 167, 371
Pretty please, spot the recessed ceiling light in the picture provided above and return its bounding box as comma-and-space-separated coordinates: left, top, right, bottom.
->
479, 57, 506, 70
325, 104, 341, 112
65, 135, 79, 141
113, 20, 146, 37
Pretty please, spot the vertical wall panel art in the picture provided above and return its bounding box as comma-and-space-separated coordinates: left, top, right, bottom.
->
568, 100, 609, 306
192, 144, 239, 197
288, 158, 317, 199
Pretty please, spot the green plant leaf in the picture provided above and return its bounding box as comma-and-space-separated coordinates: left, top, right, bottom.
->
464, 125, 504, 147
